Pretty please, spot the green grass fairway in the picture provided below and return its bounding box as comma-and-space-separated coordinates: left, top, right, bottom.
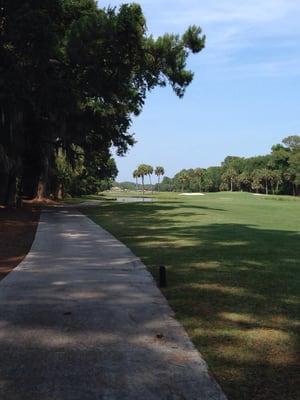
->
81, 192, 300, 400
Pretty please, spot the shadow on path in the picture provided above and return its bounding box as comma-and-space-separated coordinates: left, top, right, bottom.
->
0, 208, 226, 400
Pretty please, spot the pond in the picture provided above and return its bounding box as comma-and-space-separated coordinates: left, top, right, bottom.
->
115, 196, 154, 203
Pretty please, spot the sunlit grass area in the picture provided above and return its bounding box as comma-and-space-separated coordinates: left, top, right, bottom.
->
80, 192, 300, 400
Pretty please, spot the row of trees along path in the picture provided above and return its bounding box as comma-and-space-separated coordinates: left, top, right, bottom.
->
0, 1, 205, 206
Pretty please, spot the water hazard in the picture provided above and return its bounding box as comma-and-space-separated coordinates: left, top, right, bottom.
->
115, 196, 153, 203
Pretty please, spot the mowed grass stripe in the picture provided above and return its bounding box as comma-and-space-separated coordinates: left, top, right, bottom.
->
81, 192, 300, 400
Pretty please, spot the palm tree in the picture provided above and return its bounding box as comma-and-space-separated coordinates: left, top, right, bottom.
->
155, 166, 165, 191
238, 171, 252, 192
284, 168, 297, 196
258, 168, 273, 195
137, 164, 148, 195
178, 173, 189, 192
221, 168, 238, 191
269, 170, 282, 194
146, 165, 154, 190
251, 171, 263, 193
133, 169, 139, 191
194, 168, 204, 192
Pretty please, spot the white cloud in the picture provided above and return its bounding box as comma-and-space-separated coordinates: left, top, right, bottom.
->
156, 0, 300, 25
217, 58, 300, 79
99, 0, 300, 78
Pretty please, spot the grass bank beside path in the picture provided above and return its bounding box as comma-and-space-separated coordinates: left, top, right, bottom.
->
0, 205, 40, 281
80, 191, 300, 400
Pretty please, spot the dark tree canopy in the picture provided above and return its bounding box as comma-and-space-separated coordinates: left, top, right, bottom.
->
0, 0, 205, 204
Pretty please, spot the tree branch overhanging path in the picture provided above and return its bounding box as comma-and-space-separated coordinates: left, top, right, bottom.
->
0, 0, 205, 205
0, 206, 227, 400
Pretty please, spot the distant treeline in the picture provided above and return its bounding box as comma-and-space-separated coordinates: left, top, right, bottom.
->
118, 136, 300, 195
116, 181, 152, 191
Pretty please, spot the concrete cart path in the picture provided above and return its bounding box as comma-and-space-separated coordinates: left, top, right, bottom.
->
0, 208, 227, 400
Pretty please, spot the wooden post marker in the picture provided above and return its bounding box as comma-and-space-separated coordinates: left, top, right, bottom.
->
159, 265, 167, 287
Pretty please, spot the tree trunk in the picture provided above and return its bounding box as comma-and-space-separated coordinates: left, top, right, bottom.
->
230, 178, 233, 192
265, 180, 268, 195
34, 157, 50, 200
21, 164, 40, 199
55, 183, 64, 200
5, 173, 17, 207
142, 176, 144, 195
0, 172, 9, 205
36, 180, 46, 200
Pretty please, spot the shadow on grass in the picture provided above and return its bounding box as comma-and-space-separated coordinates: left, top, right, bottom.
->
154, 224, 299, 400
85, 202, 300, 400
96, 200, 227, 213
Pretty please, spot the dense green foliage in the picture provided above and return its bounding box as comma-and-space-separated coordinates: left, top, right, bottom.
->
0, 0, 204, 204
82, 192, 300, 400
157, 136, 300, 195
115, 181, 137, 191
55, 149, 118, 197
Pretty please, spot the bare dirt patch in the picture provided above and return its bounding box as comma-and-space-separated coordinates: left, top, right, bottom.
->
0, 205, 40, 281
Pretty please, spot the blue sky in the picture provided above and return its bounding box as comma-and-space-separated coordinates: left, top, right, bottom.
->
99, 0, 300, 181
